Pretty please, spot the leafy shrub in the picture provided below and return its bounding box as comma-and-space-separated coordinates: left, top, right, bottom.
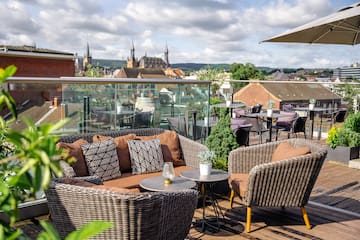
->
326, 126, 340, 148
205, 109, 238, 170
343, 112, 360, 133
327, 112, 360, 148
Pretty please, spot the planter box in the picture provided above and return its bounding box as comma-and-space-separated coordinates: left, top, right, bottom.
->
326, 146, 360, 165
0, 198, 48, 223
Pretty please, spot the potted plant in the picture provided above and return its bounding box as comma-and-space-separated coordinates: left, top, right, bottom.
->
309, 98, 316, 110
198, 150, 216, 176
267, 100, 275, 117
326, 112, 360, 164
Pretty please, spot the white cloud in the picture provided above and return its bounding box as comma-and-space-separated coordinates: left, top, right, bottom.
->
0, 0, 357, 68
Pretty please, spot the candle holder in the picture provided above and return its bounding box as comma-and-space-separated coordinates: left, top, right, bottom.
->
162, 162, 175, 185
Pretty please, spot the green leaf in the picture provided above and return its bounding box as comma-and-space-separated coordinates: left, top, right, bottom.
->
37, 221, 60, 240
1, 90, 17, 120
65, 221, 113, 240
4, 65, 17, 80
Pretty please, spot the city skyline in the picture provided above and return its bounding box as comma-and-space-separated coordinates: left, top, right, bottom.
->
1, 0, 358, 68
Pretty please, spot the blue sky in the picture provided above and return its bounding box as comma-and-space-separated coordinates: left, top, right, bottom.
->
0, 0, 358, 68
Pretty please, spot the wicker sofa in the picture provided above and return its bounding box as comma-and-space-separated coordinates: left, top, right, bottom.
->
228, 138, 327, 232
46, 128, 206, 239
46, 178, 198, 239
58, 128, 207, 190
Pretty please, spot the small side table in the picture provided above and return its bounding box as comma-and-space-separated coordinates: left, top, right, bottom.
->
140, 176, 196, 192
180, 169, 229, 232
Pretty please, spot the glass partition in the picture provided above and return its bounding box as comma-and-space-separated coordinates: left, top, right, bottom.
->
6, 77, 210, 136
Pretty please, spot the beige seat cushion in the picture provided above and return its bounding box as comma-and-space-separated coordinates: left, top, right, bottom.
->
229, 173, 249, 197
271, 142, 311, 162
104, 165, 191, 189
57, 139, 89, 177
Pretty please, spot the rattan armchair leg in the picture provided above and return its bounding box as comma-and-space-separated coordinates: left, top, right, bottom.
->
229, 189, 235, 208
246, 207, 252, 233
301, 207, 311, 229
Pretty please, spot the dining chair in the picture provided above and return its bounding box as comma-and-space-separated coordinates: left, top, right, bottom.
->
167, 116, 188, 137
231, 118, 252, 146
276, 116, 307, 140
240, 115, 269, 143
251, 104, 262, 113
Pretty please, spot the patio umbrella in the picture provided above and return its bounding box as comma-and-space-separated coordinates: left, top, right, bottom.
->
262, 2, 360, 45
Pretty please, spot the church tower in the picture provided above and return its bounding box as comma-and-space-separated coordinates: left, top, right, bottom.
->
83, 42, 92, 70
164, 43, 169, 68
127, 41, 137, 68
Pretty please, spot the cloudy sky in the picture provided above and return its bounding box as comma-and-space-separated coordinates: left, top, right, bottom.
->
1, 0, 358, 68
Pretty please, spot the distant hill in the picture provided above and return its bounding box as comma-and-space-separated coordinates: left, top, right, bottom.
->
171, 63, 230, 72
92, 58, 126, 70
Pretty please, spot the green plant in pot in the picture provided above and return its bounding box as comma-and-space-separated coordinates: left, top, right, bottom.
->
326, 112, 360, 164
198, 150, 216, 176
309, 98, 316, 110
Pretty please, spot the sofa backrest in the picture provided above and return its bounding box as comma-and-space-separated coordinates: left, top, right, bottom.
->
58, 128, 166, 143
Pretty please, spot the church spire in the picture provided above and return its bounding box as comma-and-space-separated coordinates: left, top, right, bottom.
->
164, 42, 169, 67
131, 41, 135, 62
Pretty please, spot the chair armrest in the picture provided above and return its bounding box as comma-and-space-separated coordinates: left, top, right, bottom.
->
59, 160, 76, 177
228, 141, 278, 174
73, 175, 103, 185
178, 135, 208, 168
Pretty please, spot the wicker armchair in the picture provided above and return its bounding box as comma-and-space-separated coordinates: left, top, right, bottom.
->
45, 178, 198, 240
228, 138, 327, 232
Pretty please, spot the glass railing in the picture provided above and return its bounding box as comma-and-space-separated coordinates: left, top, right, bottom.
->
6, 77, 211, 135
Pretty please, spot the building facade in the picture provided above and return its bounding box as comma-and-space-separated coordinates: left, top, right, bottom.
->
0, 45, 75, 77
333, 63, 360, 81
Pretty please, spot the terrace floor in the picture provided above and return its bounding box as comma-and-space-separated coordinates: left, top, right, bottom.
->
18, 157, 359, 239
16, 117, 360, 239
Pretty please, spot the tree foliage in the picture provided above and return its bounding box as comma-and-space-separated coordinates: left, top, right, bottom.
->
229, 63, 264, 91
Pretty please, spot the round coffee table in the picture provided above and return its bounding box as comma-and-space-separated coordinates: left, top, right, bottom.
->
180, 169, 229, 232
140, 176, 196, 192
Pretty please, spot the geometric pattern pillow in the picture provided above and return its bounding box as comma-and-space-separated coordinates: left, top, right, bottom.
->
81, 138, 121, 181
128, 139, 164, 175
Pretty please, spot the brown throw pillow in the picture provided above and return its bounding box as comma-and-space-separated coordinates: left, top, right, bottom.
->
56, 139, 89, 177
271, 142, 311, 162
92, 135, 111, 142
93, 134, 137, 172
91, 185, 140, 193
136, 131, 185, 166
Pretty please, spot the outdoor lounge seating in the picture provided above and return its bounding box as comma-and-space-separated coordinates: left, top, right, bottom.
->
46, 178, 198, 239
57, 128, 207, 190
227, 138, 327, 232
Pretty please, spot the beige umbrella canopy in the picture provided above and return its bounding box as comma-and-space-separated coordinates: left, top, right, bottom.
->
262, 2, 360, 45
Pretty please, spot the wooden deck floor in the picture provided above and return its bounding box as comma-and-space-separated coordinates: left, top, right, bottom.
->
18, 160, 360, 239
189, 161, 360, 240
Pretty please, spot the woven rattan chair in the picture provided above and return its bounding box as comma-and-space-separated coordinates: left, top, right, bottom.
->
227, 139, 327, 233
46, 178, 198, 240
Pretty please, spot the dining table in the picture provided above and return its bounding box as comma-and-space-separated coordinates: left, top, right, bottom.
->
244, 112, 288, 142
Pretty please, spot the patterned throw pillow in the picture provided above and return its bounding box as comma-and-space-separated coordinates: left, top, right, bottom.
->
81, 138, 121, 181
128, 139, 164, 174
